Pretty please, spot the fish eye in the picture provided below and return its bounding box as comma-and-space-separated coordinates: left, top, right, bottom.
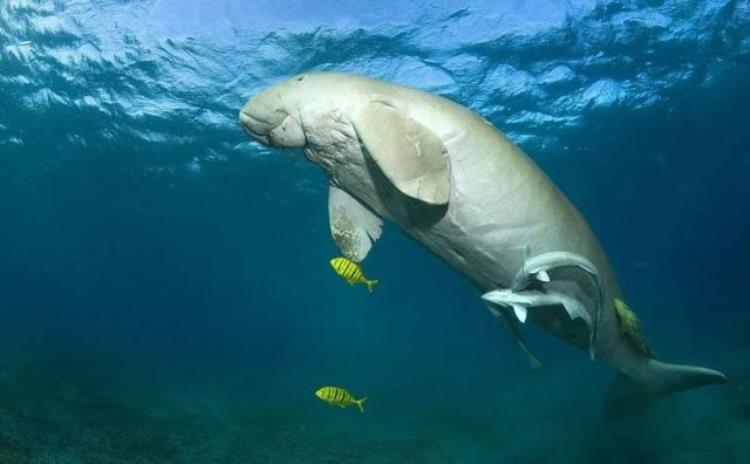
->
296, 75, 306, 82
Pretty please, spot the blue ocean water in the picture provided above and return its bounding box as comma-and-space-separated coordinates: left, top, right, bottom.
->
1, 0, 749, 461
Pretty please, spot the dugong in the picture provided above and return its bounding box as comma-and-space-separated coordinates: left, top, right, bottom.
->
239, 72, 726, 409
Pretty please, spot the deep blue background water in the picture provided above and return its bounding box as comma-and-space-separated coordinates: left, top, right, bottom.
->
1, 0, 749, 462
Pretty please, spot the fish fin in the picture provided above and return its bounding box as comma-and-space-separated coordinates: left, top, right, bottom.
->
328, 185, 383, 262
484, 302, 542, 369
481, 290, 528, 325
516, 334, 543, 369
355, 397, 367, 413
512, 304, 527, 323
366, 279, 379, 294
528, 353, 544, 370
536, 270, 551, 282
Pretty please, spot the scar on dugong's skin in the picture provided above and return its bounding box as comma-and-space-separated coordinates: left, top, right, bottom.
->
239, 72, 726, 411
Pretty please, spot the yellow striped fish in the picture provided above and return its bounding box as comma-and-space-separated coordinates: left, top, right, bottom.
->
329, 257, 379, 294
315, 386, 367, 413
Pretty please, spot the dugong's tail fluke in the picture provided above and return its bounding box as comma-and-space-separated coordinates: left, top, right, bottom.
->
604, 359, 727, 416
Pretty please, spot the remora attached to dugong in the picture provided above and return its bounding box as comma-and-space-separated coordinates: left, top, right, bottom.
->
239, 72, 726, 410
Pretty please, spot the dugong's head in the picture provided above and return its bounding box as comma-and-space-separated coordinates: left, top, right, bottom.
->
239, 72, 452, 207
239, 73, 337, 148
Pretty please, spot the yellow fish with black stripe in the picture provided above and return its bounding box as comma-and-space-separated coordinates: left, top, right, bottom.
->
330, 257, 379, 294
315, 386, 367, 413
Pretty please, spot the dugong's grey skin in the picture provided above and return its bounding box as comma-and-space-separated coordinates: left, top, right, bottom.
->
239, 72, 726, 404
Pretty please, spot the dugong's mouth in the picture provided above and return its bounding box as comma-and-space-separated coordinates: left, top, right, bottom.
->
239, 109, 278, 144
239, 105, 306, 148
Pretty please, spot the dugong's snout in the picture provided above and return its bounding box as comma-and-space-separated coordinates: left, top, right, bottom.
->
239, 90, 306, 148
239, 107, 274, 144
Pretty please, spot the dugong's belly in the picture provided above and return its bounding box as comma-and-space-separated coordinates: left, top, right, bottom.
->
384, 129, 624, 356
400, 194, 622, 356
394, 138, 617, 296
403, 198, 592, 293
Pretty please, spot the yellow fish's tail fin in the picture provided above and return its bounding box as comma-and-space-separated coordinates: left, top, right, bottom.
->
366, 280, 379, 294
354, 396, 367, 413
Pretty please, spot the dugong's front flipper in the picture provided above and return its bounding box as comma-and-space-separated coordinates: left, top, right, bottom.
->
328, 185, 383, 262
484, 303, 543, 369
353, 101, 451, 206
